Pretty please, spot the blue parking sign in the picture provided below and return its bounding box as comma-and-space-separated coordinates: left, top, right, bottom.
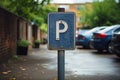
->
48, 12, 75, 50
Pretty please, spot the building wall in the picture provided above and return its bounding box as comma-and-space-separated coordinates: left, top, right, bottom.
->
17, 17, 33, 49
0, 6, 45, 62
53, 3, 92, 28
27, 23, 33, 49
0, 7, 17, 62
0, 7, 33, 62
18, 19, 27, 40
37, 29, 41, 41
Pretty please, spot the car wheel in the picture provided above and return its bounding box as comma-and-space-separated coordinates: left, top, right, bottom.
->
108, 42, 113, 53
97, 49, 103, 52
115, 53, 120, 57
114, 50, 120, 57
83, 46, 90, 49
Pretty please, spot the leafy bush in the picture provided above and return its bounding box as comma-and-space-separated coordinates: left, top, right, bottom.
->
34, 40, 41, 44
17, 39, 30, 47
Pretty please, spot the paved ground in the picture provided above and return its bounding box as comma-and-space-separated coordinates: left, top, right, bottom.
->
0, 45, 120, 80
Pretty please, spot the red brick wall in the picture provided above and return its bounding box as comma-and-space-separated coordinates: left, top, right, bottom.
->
0, 7, 17, 62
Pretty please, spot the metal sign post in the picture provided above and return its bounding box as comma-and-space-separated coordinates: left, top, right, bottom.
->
58, 8, 65, 80
48, 8, 75, 80
58, 50, 65, 80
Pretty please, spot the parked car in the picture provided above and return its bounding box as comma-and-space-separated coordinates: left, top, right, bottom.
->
110, 27, 120, 57
76, 27, 106, 48
76, 29, 89, 38
90, 25, 120, 52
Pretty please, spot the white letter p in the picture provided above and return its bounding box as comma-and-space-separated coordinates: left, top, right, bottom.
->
56, 20, 68, 40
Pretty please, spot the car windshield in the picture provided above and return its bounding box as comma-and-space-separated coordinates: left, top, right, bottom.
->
118, 31, 120, 34
114, 30, 120, 34
114, 27, 120, 34
84, 27, 105, 35
79, 29, 89, 34
98, 25, 120, 33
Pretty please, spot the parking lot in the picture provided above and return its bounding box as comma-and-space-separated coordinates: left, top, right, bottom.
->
1, 45, 120, 80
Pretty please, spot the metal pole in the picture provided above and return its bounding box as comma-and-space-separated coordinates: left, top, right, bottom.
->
58, 8, 65, 80
58, 50, 65, 80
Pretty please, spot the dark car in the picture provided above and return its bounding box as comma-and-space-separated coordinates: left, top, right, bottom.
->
76, 27, 106, 48
110, 27, 120, 57
90, 25, 120, 52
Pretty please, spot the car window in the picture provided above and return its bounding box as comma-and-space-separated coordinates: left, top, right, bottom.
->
98, 25, 120, 33
84, 27, 104, 35
114, 27, 120, 33
118, 31, 120, 34
117, 31, 120, 34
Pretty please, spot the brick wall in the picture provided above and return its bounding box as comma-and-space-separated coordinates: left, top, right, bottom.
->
17, 18, 32, 49
0, 7, 36, 62
27, 23, 33, 49
32, 24, 38, 40
0, 7, 17, 63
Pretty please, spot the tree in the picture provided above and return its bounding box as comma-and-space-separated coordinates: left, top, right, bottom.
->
84, 0, 120, 27
0, 0, 57, 32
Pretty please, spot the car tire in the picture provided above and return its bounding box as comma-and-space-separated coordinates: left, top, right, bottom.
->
83, 46, 90, 49
114, 50, 120, 57
97, 49, 103, 52
108, 42, 113, 53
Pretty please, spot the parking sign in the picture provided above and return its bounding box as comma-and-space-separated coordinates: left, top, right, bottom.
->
48, 12, 75, 50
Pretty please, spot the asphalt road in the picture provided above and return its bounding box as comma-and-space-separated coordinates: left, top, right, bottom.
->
0, 45, 120, 80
